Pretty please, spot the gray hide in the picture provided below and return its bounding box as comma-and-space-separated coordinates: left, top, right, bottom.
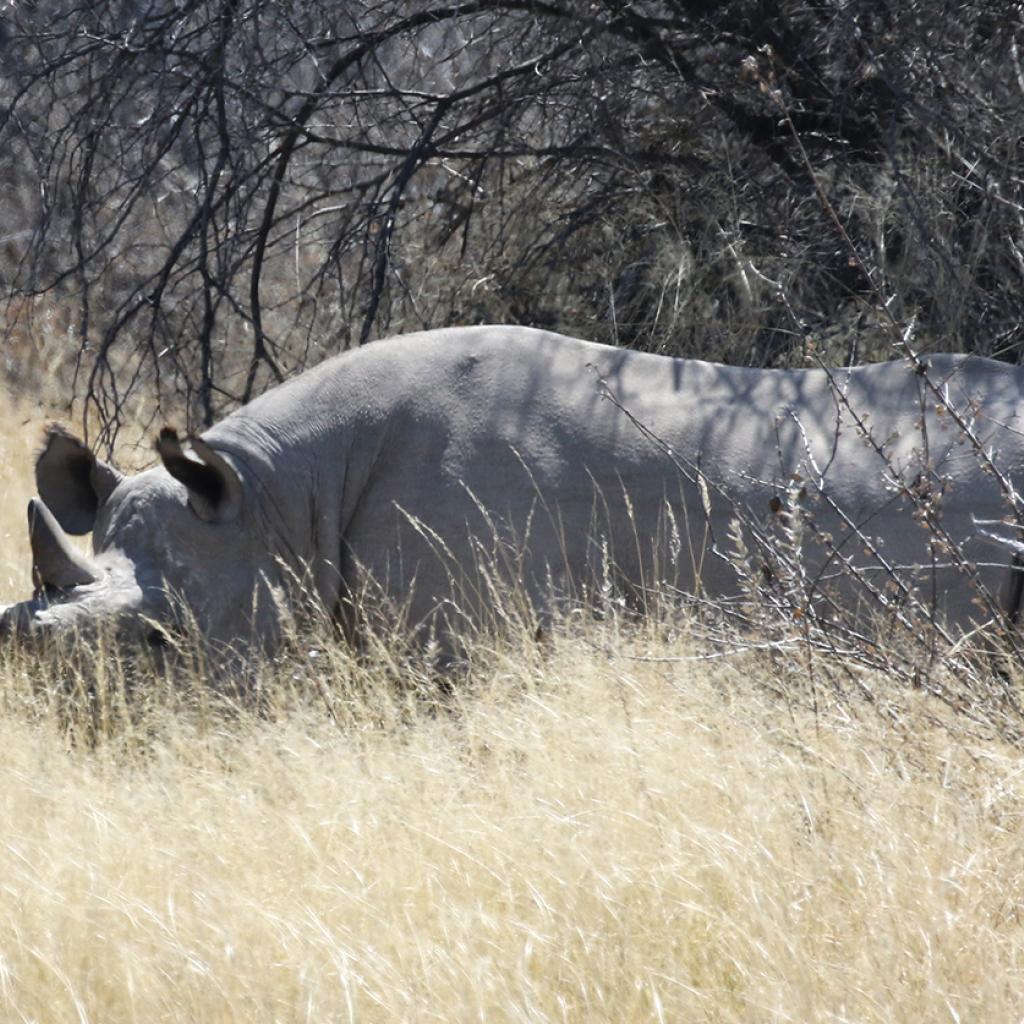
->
3, 325, 1024, 653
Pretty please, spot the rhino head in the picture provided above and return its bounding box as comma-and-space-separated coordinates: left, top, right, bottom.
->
0, 427, 286, 654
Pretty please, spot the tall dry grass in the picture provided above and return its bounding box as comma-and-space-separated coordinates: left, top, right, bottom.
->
2, 627, 1024, 1022
0, 386, 49, 601
1, 390, 1024, 1021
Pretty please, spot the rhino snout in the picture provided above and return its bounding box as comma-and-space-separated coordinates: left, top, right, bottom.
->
0, 603, 14, 639
0, 598, 46, 641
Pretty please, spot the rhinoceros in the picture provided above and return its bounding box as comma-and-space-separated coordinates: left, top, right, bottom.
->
2, 325, 1023, 654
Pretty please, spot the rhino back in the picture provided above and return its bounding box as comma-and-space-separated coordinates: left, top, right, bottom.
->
204, 327, 1024, 628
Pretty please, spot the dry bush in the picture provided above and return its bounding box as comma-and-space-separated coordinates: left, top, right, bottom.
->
1, 0, 1022, 443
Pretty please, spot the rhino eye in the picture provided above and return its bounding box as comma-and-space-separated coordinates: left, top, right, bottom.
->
146, 627, 171, 649
33, 582, 72, 604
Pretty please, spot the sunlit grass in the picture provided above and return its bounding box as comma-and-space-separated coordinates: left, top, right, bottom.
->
0, 616, 1022, 1022
0, 387, 44, 601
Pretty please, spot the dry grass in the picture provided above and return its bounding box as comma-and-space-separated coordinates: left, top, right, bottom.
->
0, 386, 49, 601
2, 632, 1024, 1022
2, 390, 1024, 1022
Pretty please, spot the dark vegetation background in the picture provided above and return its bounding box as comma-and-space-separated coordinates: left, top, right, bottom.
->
0, 0, 1021, 451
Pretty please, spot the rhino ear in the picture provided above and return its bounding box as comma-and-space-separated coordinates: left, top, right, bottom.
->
36, 427, 124, 536
156, 428, 242, 524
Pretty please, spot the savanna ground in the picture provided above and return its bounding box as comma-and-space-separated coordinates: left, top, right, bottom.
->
2, 390, 1024, 1023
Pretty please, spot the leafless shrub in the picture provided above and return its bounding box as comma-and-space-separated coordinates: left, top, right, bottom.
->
0, 0, 1021, 444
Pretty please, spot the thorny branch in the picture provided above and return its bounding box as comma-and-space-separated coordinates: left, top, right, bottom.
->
3, 1, 1021, 445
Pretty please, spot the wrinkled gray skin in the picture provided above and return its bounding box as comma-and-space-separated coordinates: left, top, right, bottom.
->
3, 326, 1024, 655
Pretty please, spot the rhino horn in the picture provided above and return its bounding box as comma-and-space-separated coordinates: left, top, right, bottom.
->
28, 498, 99, 590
